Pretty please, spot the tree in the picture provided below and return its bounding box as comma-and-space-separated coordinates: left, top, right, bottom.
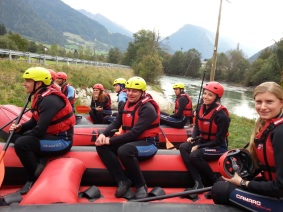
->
225, 49, 250, 83
50, 44, 59, 56
0, 23, 7, 35
0, 35, 18, 50
183, 49, 202, 78
108, 47, 122, 64
165, 51, 185, 75
123, 30, 164, 82
7, 33, 29, 51
27, 41, 37, 53
134, 54, 163, 84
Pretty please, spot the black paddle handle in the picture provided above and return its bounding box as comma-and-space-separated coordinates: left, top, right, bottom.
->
3, 94, 32, 151
131, 186, 212, 202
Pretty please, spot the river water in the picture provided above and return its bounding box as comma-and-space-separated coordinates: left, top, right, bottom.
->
160, 75, 258, 120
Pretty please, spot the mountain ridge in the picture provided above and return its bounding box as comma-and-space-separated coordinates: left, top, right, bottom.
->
0, 0, 263, 58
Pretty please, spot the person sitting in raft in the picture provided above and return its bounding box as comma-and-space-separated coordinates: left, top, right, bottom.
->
47, 69, 61, 90
179, 81, 230, 194
160, 82, 193, 128
9, 67, 75, 194
211, 82, 283, 211
103, 78, 127, 124
89, 83, 112, 124
55, 72, 76, 111
95, 76, 160, 199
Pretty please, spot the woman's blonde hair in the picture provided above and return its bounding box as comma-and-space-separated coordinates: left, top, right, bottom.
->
248, 82, 283, 165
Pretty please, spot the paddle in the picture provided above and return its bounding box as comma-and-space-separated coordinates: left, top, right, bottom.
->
0, 94, 32, 186
160, 127, 176, 150
131, 186, 212, 202
0, 108, 31, 132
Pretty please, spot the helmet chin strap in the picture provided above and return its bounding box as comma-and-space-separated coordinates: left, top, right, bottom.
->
31, 81, 45, 95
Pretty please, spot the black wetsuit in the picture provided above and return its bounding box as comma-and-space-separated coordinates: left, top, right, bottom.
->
96, 101, 158, 188
12, 88, 73, 181
179, 102, 230, 186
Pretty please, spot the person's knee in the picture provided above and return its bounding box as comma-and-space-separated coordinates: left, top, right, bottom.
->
179, 142, 186, 151
211, 181, 231, 204
117, 144, 135, 159
189, 150, 201, 162
14, 137, 27, 151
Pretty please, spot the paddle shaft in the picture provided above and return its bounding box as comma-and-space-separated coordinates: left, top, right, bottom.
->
0, 108, 31, 132
160, 127, 176, 150
0, 94, 31, 160
132, 186, 212, 202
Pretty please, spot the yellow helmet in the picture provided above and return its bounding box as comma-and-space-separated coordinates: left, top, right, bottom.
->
173, 82, 185, 89
125, 77, 146, 91
113, 78, 126, 85
23, 67, 51, 85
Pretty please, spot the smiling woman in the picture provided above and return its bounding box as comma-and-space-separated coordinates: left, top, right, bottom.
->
211, 82, 283, 211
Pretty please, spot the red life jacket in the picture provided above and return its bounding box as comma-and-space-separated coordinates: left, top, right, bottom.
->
31, 87, 75, 135
255, 117, 283, 181
121, 94, 160, 139
174, 93, 193, 117
61, 83, 76, 105
197, 104, 229, 140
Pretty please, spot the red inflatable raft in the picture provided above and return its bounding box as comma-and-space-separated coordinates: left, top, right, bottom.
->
0, 143, 241, 211
0, 104, 193, 149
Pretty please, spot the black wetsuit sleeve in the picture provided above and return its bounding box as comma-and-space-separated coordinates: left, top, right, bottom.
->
105, 102, 158, 145
248, 124, 283, 197
21, 95, 65, 138
170, 96, 189, 118
197, 109, 230, 148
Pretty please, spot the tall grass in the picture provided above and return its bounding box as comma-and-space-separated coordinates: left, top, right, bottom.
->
0, 60, 134, 105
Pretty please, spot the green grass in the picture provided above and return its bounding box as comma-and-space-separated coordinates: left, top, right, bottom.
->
0, 60, 134, 105
228, 114, 254, 149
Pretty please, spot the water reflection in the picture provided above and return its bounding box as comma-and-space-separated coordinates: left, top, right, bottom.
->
160, 76, 258, 120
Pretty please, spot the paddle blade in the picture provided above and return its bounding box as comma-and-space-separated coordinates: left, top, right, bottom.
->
76, 105, 91, 113
115, 126, 122, 135
0, 151, 5, 186
166, 138, 176, 150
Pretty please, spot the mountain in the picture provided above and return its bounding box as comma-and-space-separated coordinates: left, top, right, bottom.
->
0, 0, 264, 59
0, 0, 66, 45
163, 24, 237, 59
78, 10, 133, 38
0, 0, 132, 51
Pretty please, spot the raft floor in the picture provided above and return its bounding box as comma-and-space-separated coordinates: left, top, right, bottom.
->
0, 186, 243, 212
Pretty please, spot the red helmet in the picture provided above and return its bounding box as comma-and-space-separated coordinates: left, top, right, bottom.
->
218, 148, 255, 179
56, 72, 67, 80
93, 83, 104, 91
203, 81, 224, 98
48, 69, 56, 81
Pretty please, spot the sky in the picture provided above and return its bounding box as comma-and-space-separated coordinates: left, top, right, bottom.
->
61, 0, 283, 54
